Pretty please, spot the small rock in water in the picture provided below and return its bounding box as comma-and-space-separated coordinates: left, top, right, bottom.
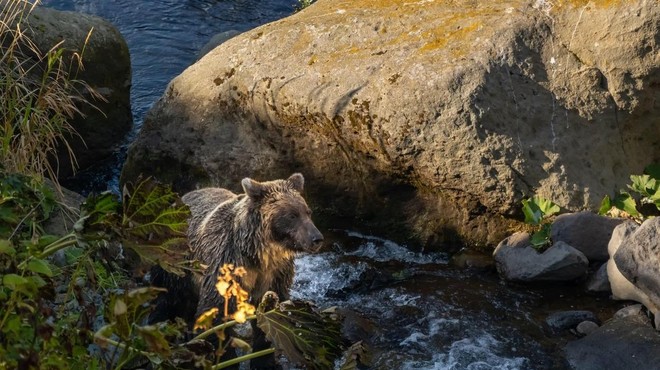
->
545, 310, 599, 335
493, 234, 589, 282
576, 321, 599, 336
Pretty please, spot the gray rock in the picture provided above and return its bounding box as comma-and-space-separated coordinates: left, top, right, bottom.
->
614, 218, 660, 316
564, 309, 660, 370
606, 222, 659, 323
607, 222, 660, 329
26, 6, 132, 177
545, 310, 599, 335
121, 0, 660, 249
613, 304, 646, 321
586, 263, 610, 293
551, 212, 625, 262
576, 321, 599, 336
607, 221, 639, 258
43, 181, 86, 236
494, 235, 588, 282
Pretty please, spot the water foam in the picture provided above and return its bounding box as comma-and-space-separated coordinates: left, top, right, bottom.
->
403, 334, 528, 370
343, 231, 448, 264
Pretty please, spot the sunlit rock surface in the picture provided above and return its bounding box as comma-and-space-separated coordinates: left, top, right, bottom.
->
122, 0, 659, 249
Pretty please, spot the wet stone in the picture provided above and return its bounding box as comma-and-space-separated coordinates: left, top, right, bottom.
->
545, 310, 599, 335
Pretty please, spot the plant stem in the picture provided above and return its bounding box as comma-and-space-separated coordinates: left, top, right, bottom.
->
95, 334, 154, 358
38, 232, 77, 258
212, 348, 276, 370
191, 315, 257, 342
16, 232, 77, 270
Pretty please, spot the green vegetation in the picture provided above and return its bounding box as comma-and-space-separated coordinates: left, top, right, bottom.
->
0, 0, 99, 187
0, 172, 189, 368
0, 171, 359, 369
521, 195, 560, 250
295, 0, 316, 12
521, 163, 660, 252
599, 163, 660, 222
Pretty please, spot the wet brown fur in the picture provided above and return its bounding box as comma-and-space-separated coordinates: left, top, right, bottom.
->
151, 173, 322, 369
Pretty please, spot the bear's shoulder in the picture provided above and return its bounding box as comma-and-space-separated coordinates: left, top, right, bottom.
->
182, 187, 238, 215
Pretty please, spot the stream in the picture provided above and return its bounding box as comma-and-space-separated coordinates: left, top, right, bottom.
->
41, 1, 624, 369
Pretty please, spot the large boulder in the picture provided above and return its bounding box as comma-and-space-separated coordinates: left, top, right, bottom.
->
563, 305, 660, 370
612, 218, 660, 323
493, 233, 588, 282
27, 6, 132, 177
121, 0, 659, 249
551, 212, 625, 262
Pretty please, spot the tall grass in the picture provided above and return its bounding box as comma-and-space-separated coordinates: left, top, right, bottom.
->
0, 0, 98, 188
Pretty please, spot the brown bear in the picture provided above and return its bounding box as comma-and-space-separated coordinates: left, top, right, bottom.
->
151, 173, 323, 369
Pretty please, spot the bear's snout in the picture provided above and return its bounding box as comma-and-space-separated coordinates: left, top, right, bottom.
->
310, 228, 324, 252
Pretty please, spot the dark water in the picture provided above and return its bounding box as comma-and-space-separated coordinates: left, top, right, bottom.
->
43, 0, 296, 194
293, 231, 621, 369
41, 1, 625, 369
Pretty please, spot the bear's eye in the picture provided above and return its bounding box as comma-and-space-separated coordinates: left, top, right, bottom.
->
288, 213, 298, 220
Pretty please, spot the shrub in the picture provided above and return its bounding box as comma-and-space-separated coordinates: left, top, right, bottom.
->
599, 163, 660, 221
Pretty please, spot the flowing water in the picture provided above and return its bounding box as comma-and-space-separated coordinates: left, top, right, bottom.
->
41, 1, 623, 368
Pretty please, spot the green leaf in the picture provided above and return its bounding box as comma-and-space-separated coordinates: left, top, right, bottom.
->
613, 192, 640, 217
126, 286, 168, 308
530, 224, 552, 250
629, 174, 658, 198
598, 195, 612, 216
3, 274, 28, 290
136, 325, 171, 357
93, 324, 116, 349
26, 275, 47, 289
26, 258, 53, 277
522, 196, 559, 225
521, 198, 543, 225
535, 196, 560, 217
80, 191, 121, 231
119, 177, 191, 276
257, 299, 342, 370
0, 239, 16, 255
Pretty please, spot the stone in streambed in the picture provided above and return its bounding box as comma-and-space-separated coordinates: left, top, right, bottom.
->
493, 233, 588, 282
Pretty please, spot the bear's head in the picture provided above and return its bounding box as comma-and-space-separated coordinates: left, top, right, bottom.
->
241, 173, 323, 253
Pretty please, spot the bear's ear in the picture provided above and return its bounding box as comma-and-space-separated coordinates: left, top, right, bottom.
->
242, 178, 267, 199
287, 173, 304, 192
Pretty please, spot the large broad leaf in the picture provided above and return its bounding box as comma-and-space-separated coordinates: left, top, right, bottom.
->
522, 196, 559, 225
612, 191, 640, 217
136, 325, 171, 357
257, 299, 343, 370
80, 191, 121, 232
120, 178, 191, 276
82, 178, 192, 276
629, 174, 659, 199
598, 195, 612, 216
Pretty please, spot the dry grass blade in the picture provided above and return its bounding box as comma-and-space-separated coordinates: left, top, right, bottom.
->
0, 0, 101, 193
